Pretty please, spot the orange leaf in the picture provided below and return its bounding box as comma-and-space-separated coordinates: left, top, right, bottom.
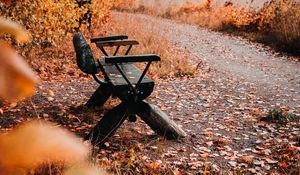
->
238, 156, 254, 165
279, 162, 288, 169
1, 0, 12, 6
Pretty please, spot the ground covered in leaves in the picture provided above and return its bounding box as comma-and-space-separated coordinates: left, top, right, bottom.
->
0, 13, 299, 174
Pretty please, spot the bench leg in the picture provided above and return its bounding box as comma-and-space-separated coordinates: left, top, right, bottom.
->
85, 84, 112, 108
136, 101, 187, 139
85, 102, 127, 146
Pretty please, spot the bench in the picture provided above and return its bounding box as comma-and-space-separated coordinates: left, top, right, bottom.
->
73, 32, 186, 146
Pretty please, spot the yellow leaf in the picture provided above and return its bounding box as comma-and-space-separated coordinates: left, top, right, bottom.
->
0, 42, 38, 101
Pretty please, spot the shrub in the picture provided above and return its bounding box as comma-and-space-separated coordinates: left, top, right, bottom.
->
0, 0, 112, 47
159, 0, 299, 54
221, 4, 259, 30
259, 0, 300, 52
261, 108, 298, 123
1, 0, 84, 47
111, 0, 137, 11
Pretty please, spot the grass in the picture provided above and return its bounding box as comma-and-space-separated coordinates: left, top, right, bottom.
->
260, 108, 298, 123
91, 13, 195, 78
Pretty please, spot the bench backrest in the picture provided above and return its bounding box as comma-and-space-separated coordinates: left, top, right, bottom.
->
73, 32, 98, 74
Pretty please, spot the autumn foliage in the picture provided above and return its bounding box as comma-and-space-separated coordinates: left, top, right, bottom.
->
121, 0, 299, 54
161, 0, 299, 53
258, 0, 300, 51
0, 0, 112, 47
111, 0, 137, 11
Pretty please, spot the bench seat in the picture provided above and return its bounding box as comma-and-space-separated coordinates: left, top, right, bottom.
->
98, 59, 153, 86
98, 59, 154, 101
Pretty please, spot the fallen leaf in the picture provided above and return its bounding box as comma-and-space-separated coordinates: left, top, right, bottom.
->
264, 158, 278, 164
212, 137, 231, 146
279, 162, 288, 169
238, 156, 254, 165
48, 90, 55, 97
228, 161, 237, 167
253, 160, 265, 167
202, 131, 213, 136
47, 97, 55, 102
9, 102, 17, 108
148, 162, 160, 170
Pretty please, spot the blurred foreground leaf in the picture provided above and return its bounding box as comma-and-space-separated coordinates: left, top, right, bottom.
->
0, 42, 38, 101
0, 121, 89, 172
64, 164, 107, 175
0, 17, 37, 101
0, 17, 31, 43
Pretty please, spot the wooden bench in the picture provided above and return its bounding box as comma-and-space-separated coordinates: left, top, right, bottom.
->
73, 32, 186, 146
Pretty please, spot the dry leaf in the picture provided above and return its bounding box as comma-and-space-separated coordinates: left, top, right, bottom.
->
0, 42, 38, 101
212, 137, 231, 146
202, 131, 213, 136
1, 0, 12, 6
0, 17, 31, 43
279, 162, 288, 169
228, 161, 237, 167
48, 89, 55, 96
0, 121, 89, 171
238, 156, 254, 165
147, 162, 160, 171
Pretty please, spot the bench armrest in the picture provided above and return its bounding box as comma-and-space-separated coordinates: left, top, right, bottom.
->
96, 40, 139, 47
91, 35, 128, 43
105, 54, 160, 63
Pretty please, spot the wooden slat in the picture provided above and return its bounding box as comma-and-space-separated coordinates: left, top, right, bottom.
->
96, 40, 139, 47
91, 35, 128, 43
98, 59, 153, 86
105, 54, 160, 63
